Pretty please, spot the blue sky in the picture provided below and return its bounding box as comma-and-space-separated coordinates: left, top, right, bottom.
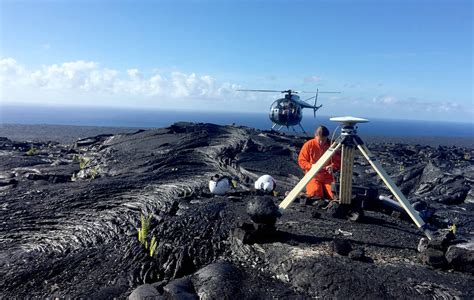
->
1, 0, 472, 122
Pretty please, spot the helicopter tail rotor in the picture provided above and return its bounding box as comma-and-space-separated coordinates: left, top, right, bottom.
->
313, 89, 322, 117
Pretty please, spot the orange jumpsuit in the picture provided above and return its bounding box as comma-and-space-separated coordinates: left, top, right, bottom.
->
298, 137, 341, 199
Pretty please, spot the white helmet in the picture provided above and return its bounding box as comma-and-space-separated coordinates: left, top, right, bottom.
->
254, 174, 276, 193
209, 174, 231, 195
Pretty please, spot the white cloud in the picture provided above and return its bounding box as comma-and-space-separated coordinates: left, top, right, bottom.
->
0, 58, 240, 103
372, 95, 397, 104
303, 75, 322, 83
372, 95, 466, 113
29, 60, 102, 90
42, 43, 51, 50
0, 58, 25, 83
438, 102, 461, 112
170, 72, 220, 98
127, 68, 141, 79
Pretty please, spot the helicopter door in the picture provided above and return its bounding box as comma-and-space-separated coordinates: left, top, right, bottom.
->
279, 102, 290, 124
271, 107, 279, 120
287, 102, 296, 124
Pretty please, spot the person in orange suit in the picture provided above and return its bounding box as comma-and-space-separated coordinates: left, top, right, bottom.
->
298, 125, 341, 199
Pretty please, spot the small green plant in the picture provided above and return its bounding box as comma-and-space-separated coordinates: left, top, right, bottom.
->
79, 157, 90, 169
138, 214, 159, 257
26, 147, 37, 156
138, 214, 151, 245
149, 236, 158, 257
73, 155, 91, 169
89, 166, 99, 179
449, 224, 457, 234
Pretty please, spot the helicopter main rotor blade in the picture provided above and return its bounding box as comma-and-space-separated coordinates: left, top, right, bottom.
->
301, 91, 341, 94
236, 89, 282, 93
237, 89, 341, 94
237, 89, 302, 94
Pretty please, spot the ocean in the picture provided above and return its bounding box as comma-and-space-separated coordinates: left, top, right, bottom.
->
1, 104, 473, 146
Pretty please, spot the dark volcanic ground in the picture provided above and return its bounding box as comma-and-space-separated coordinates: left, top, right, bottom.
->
0, 123, 473, 299
1, 123, 474, 147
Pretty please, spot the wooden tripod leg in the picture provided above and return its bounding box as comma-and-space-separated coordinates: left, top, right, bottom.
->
279, 142, 342, 210
356, 144, 431, 238
339, 145, 355, 204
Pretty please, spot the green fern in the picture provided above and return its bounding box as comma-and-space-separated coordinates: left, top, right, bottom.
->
449, 224, 457, 234
90, 166, 99, 179
26, 148, 37, 156
138, 214, 151, 245
137, 214, 159, 257
149, 236, 158, 257
77, 156, 90, 169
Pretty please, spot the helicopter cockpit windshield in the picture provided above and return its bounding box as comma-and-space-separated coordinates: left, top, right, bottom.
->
269, 98, 303, 127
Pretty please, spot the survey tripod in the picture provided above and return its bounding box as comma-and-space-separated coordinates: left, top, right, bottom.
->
279, 117, 433, 240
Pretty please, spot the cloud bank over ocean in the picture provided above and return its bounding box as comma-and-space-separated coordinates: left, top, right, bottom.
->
0, 58, 239, 99
1, 57, 472, 122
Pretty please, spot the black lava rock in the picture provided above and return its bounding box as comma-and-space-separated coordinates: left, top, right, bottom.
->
420, 248, 447, 269
419, 207, 436, 222
327, 202, 347, 219
445, 243, 474, 274
254, 222, 276, 232
311, 210, 321, 219
232, 221, 277, 245
417, 237, 429, 253
391, 211, 402, 219
163, 277, 198, 299
348, 248, 365, 261
129, 284, 162, 300
0, 177, 17, 186
428, 231, 456, 252
247, 196, 280, 225
348, 210, 363, 222
437, 192, 468, 205
331, 238, 352, 256
412, 200, 428, 212
192, 262, 244, 299
232, 227, 254, 244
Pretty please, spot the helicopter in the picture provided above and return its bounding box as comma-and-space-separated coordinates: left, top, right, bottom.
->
237, 89, 340, 135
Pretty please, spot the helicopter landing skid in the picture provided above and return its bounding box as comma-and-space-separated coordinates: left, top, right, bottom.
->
271, 123, 309, 137
298, 123, 308, 136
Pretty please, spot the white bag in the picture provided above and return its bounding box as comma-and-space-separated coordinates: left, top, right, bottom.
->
254, 174, 276, 192
209, 175, 230, 195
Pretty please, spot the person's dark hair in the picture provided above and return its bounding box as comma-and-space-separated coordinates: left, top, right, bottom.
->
315, 125, 330, 137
